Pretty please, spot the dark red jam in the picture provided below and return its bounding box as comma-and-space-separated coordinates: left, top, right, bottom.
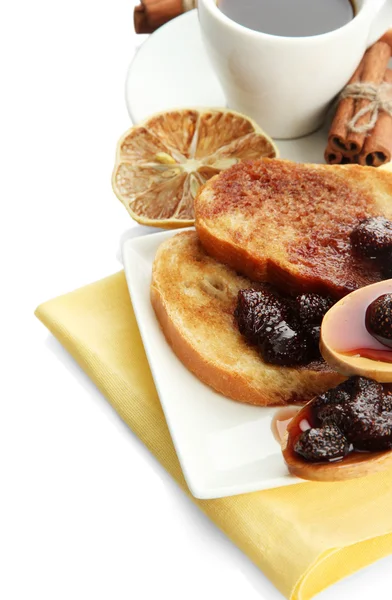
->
350, 217, 392, 262
350, 216, 392, 280
235, 287, 334, 366
366, 294, 392, 349
293, 377, 392, 463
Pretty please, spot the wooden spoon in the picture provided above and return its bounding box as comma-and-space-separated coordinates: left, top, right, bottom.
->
320, 279, 392, 382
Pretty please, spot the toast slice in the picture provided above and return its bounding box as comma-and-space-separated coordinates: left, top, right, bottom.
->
151, 231, 345, 406
195, 159, 392, 298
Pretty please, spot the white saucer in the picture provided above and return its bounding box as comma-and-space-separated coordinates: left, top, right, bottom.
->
126, 10, 330, 163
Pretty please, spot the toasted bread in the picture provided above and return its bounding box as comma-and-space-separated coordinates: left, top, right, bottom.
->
151, 231, 345, 406
195, 159, 392, 298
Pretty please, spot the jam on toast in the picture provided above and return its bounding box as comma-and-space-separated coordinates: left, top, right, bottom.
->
195, 159, 392, 298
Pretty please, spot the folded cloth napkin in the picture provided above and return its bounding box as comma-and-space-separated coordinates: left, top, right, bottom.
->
35, 271, 392, 600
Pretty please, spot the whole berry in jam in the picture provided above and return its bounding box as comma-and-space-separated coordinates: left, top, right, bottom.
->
260, 320, 310, 366
316, 402, 347, 428
336, 378, 392, 451
366, 294, 392, 348
319, 378, 356, 405
381, 391, 392, 413
313, 379, 354, 425
350, 217, 392, 259
235, 289, 288, 344
296, 293, 334, 328
294, 426, 350, 462
353, 376, 384, 397
347, 415, 392, 452
235, 288, 335, 366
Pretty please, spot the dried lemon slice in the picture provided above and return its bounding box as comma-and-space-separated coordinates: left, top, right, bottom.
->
112, 108, 278, 228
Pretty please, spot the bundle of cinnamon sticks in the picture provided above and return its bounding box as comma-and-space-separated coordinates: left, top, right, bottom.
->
326, 38, 392, 167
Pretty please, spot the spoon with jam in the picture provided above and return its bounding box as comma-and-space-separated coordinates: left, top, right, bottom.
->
279, 376, 392, 481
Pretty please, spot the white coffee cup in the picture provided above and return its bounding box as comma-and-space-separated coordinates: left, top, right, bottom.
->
198, 0, 392, 139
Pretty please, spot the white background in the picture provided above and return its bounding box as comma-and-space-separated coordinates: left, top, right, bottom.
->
2, 0, 392, 598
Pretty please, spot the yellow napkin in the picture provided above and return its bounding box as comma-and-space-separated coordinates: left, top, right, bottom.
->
35, 271, 392, 600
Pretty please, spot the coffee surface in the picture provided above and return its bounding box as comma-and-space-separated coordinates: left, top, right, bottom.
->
217, 0, 355, 37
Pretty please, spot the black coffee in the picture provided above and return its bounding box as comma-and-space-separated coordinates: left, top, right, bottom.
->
217, 0, 355, 37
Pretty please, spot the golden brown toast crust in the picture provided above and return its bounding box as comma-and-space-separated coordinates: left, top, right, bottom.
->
151, 231, 345, 407
195, 159, 392, 298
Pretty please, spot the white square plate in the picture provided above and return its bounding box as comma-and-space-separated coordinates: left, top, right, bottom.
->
122, 229, 301, 499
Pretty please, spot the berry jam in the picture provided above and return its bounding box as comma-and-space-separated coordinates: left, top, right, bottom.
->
235, 288, 334, 366
322, 280, 392, 363
287, 377, 392, 463
366, 294, 392, 349
350, 217, 392, 259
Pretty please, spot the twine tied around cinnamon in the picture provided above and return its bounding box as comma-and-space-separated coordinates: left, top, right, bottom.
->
340, 81, 392, 134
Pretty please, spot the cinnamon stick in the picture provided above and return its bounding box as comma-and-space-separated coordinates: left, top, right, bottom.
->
324, 144, 359, 165
341, 155, 357, 164
359, 69, 392, 167
324, 144, 343, 165
134, 0, 183, 34
328, 41, 391, 156
345, 42, 391, 154
328, 62, 363, 155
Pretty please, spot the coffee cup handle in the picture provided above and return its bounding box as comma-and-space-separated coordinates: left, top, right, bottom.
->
367, 0, 392, 47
